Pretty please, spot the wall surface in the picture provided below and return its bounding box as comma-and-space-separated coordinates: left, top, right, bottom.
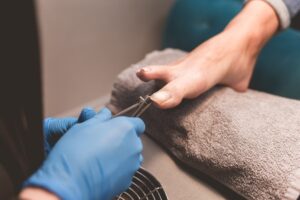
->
36, 0, 174, 116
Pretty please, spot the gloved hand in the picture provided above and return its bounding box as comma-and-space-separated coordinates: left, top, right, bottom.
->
24, 108, 145, 200
43, 107, 97, 155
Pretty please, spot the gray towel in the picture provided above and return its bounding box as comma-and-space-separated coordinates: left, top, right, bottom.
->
108, 49, 300, 200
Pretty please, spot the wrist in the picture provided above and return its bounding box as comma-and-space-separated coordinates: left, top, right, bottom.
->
23, 161, 81, 200
19, 187, 59, 200
224, 0, 279, 55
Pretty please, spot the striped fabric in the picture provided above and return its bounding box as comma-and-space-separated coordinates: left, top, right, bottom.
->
284, 0, 300, 17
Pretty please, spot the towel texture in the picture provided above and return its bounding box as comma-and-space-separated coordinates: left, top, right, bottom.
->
108, 49, 300, 200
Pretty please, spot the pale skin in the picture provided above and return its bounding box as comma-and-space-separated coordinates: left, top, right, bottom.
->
19, 187, 59, 200
19, 1, 279, 199
137, 0, 279, 109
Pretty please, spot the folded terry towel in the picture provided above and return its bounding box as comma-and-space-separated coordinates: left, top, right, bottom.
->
108, 49, 300, 200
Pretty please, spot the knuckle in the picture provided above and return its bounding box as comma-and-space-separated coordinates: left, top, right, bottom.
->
139, 155, 144, 164
132, 158, 141, 172
122, 179, 133, 192
136, 139, 143, 152
134, 164, 140, 173
114, 117, 135, 131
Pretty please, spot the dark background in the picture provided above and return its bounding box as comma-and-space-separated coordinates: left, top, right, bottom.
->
292, 13, 300, 29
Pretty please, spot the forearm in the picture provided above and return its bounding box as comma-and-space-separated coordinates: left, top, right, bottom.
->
19, 187, 59, 200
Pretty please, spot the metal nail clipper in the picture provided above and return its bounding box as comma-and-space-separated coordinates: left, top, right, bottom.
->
114, 95, 152, 117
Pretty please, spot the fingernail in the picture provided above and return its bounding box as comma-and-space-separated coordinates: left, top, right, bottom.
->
137, 68, 150, 74
151, 91, 171, 103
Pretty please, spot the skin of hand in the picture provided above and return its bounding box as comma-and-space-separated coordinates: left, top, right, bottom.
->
19, 187, 59, 200
137, 0, 279, 109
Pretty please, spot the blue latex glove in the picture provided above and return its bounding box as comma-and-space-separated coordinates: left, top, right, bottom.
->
43, 107, 97, 155
24, 108, 145, 200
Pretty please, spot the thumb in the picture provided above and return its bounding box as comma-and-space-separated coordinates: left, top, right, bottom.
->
93, 107, 112, 122
78, 107, 97, 122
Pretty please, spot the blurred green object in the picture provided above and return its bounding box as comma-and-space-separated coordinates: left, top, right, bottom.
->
163, 0, 300, 100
